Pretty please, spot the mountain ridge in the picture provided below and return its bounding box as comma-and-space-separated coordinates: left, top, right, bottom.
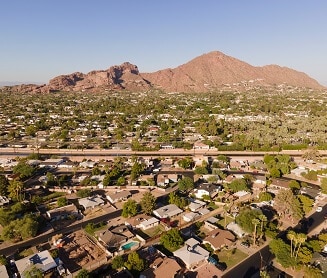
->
1, 51, 324, 93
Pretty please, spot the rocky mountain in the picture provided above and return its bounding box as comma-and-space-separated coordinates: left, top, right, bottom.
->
1, 51, 324, 93
142, 51, 324, 91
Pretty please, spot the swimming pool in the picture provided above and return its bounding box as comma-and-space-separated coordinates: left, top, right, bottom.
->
121, 241, 138, 250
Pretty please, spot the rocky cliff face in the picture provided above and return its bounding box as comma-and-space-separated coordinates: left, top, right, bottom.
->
1, 51, 324, 93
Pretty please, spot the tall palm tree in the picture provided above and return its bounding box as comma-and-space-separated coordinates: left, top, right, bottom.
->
223, 204, 230, 228
287, 230, 296, 257
8, 178, 24, 201
252, 218, 260, 246
258, 214, 267, 239
295, 233, 307, 259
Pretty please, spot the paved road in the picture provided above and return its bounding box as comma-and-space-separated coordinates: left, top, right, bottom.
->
2, 147, 325, 157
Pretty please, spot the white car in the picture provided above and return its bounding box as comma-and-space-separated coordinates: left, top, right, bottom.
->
316, 206, 323, 212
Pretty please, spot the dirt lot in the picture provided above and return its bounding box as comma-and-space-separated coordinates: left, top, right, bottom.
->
58, 230, 107, 273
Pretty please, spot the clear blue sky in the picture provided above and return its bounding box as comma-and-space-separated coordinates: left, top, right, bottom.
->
1, 0, 326, 86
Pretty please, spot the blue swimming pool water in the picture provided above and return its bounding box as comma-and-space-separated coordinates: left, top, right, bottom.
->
121, 241, 138, 250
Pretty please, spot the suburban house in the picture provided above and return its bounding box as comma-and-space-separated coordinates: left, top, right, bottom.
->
140, 257, 182, 278
78, 195, 105, 210
226, 222, 246, 238
79, 160, 97, 168
204, 216, 219, 231
106, 190, 132, 204
252, 176, 267, 197
95, 225, 134, 252
268, 179, 290, 195
156, 173, 180, 187
193, 183, 220, 199
153, 204, 183, 219
57, 161, 76, 169
233, 190, 251, 202
193, 141, 210, 150
39, 158, 64, 168
46, 204, 78, 221
183, 211, 201, 222
138, 217, 160, 230
188, 199, 206, 212
125, 214, 153, 230
15, 250, 58, 277
202, 228, 236, 251
173, 238, 210, 270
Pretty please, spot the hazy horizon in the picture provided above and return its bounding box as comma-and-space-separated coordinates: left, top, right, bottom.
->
1, 1, 327, 86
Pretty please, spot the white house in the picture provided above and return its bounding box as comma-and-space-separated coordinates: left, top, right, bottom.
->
139, 217, 160, 230
79, 196, 104, 210
153, 204, 183, 219
173, 238, 209, 270
107, 191, 132, 204
183, 212, 201, 222
15, 250, 58, 277
188, 199, 206, 212
193, 183, 220, 199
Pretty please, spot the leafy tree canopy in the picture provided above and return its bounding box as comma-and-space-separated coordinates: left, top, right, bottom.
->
160, 228, 184, 251
122, 199, 138, 218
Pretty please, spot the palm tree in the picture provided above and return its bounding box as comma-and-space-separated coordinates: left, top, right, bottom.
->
287, 230, 296, 257
258, 214, 267, 239
8, 178, 24, 201
295, 233, 307, 259
223, 204, 230, 228
252, 218, 260, 246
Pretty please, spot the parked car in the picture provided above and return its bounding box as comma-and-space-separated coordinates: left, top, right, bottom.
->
240, 241, 250, 248
316, 206, 323, 212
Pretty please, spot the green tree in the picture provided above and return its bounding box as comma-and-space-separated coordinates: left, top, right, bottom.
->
297, 194, 314, 214
13, 161, 35, 179
269, 239, 296, 268
0, 255, 7, 266
121, 199, 138, 218
131, 161, 145, 181
57, 197, 68, 207
23, 266, 43, 278
321, 177, 327, 194
168, 192, 189, 209
194, 166, 208, 175
258, 192, 273, 202
236, 208, 263, 233
116, 176, 126, 186
140, 192, 156, 215
160, 228, 184, 251
112, 255, 125, 270
303, 265, 323, 278
76, 269, 90, 278
124, 252, 145, 273
177, 157, 193, 169
228, 178, 249, 192
76, 189, 92, 198
0, 175, 9, 196
177, 177, 194, 192
0, 208, 14, 226
288, 180, 300, 193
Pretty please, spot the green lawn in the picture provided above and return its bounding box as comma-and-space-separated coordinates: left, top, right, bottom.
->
217, 248, 248, 269
142, 224, 165, 238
